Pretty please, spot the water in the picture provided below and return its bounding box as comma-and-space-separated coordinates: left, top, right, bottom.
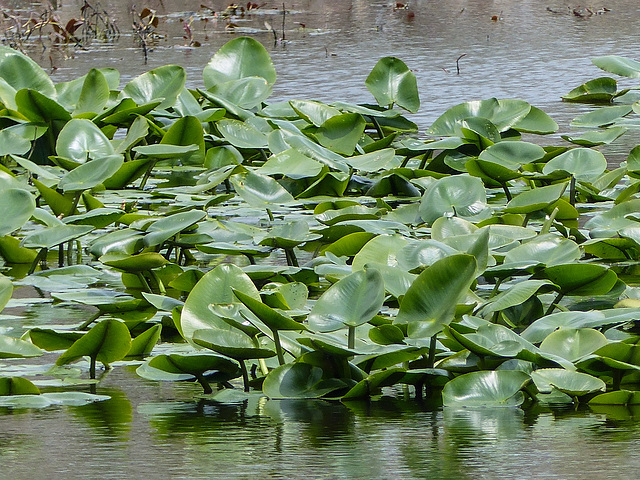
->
2, 364, 640, 479
3, 1, 640, 478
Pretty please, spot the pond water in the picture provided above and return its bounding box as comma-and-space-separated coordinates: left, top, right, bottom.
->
3, 1, 640, 478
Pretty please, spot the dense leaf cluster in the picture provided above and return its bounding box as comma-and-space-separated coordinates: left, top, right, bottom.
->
1, 40, 640, 408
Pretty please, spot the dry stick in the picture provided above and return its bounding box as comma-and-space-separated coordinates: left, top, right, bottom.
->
456, 53, 467, 75
281, 3, 286, 40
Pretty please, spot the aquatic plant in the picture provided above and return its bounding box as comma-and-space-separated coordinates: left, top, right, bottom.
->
1, 37, 640, 411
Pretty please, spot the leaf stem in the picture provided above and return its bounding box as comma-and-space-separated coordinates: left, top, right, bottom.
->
273, 330, 285, 365
89, 356, 97, 379
195, 373, 213, 394
240, 360, 250, 392
427, 334, 437, 368
501, 182, 512, 201
545, 292, 564, 315
28, 247, 48, 275
569, 175, 576, 206
136, 272, 153, 293
348, 325, 355, 350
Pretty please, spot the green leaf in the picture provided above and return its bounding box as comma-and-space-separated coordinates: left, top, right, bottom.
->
478, 280, 555, 318
419, 175, 490, 224
127, 324, 162, 357
27, 328, 83, 351
346, 148, 398, 173
503, 182, 568, 214
308, 267, 385, 332
138, 353, 240, 381
314, 113, 366, 155
229, 170, 294, 207
143, 210, 206, 249
133, 144, 199, 158
233, 288, 306, 332
56, 118, 115, 163
160, 115, 205, 165
193, 328, 276, 360
100, 252, 168, 273
56, 319, 131, 367
502, 234, 581, 267
512, 106, 558, 134
290, 99, 340, 126
542, 148, 607, 182
21, 225, 94, 249
589, 390, 640, 405
210, 77, 272, 109
561, 127, 627, 147
0, 45, 55, 97
15, 88, 71, 125
395, 254, 477, 338
531, 368, 605, 396
571, 105, 632, 128
539, 328, 609, 362
365, 57, 420, 113
0, 377, 40, 396
0, 124, 34, 156
0, 274, 12, 312
257, 148, 324, 179
58, 155, 124, 192
180, 264, 260, 340
442, 370, 530, 407
262, 363, 345, 399
479, 141, 545, 167
0, 188, 35, 236
203, 36, 276, 88
342, 368, 406, 399
535, 264, 618, 296
122, 65, 186, 110
0, 392, 109, 408
74, 68, 110, 115
217, 119, 268, 149
428, 98, 531, 135
592, 55, 640, 78
0, 334, 43, 359
562, 77, 617, 103
369, 324, 405, 345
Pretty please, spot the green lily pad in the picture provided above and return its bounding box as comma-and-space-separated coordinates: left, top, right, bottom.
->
531, 368, 605, 396
442, 370, 530, 407
262, 362, 346, 399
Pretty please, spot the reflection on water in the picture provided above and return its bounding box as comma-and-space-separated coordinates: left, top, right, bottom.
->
2, 367, 640, 479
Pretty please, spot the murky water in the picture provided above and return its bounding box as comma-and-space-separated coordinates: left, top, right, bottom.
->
3, 1, 640, 478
